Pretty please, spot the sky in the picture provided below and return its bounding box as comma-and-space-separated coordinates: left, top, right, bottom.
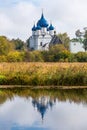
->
0, 0, 87, 41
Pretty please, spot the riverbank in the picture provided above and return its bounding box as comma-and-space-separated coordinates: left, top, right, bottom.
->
0, 62, 87, 86
0, 85, 87, 89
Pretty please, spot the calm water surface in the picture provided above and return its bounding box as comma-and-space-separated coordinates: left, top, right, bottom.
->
0, 88, 87, 130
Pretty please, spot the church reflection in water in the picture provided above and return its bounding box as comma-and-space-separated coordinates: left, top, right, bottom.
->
32, 96, 56, 120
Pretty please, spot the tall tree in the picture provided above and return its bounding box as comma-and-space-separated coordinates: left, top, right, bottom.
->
75, 28, 87, 51
83, 30, 87, 51
0, 36, 14, 55
57, 33, 70, 50
11, 38, 25, 50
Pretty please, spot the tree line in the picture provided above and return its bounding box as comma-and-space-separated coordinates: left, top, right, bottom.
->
0, 32, 87, 62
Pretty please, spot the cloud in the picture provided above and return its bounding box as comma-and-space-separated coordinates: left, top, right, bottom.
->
0, 13, 14, 31
0, 96, 87, 130
0, 0, 87, 41
0, 96, 40, 130
0, 1, 39, 41
40, 0, 87, 37
44, 101, 87, 130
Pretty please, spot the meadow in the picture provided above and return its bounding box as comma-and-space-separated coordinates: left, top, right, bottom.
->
0, 62, 87, 86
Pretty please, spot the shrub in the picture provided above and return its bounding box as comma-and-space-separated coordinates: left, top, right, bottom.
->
75, 52, 87, 62
0, 55, 7, 62
7, 51, 25, 62
0, 75, 6, 84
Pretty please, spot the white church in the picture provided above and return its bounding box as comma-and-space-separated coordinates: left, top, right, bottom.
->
29, 12, 62, 51
29, 12, 85, 53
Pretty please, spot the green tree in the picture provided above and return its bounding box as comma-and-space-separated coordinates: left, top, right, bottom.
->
75, 29, 87, 51
75, 52, 87, 62
0, 36, 14, 55
48, 44, 70, 62
24, 51, 43, 62
58, 33, 70, 50
11, 38, 25, 50
26, 38, 30, 49
7, 51, 25, 62
0, 55, 7, 62
83, 30, 87, 51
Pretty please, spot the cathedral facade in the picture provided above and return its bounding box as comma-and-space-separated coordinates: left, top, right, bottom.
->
29, 12, 55, 51
29, 12, 86, 52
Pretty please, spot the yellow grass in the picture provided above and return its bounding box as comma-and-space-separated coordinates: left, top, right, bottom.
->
0, 62, 87, 86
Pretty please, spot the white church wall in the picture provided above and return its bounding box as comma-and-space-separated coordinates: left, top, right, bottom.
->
70, 42, 85, 53
49, 30, 54, 36
36, 30, 41, 36
41, 28, 47, 35
38, 35, 52, 50
32, 31, 36, 36
29, 37, 34, 49
29, 36, 38, 50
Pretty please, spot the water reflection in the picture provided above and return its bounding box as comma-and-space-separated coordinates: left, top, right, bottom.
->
0, 88, 87, 130
32, 96, 56, 120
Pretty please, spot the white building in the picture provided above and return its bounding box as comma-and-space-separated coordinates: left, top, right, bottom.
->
70, 42, 85, 53
29, 12, 55, 51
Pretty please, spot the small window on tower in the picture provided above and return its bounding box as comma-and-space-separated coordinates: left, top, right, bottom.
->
74, 43, 76, 45
40, 42, 42, 46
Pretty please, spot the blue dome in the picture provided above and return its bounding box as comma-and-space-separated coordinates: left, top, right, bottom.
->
37, 13, 49, 28
32, 24, 36, 31
36, 25, 41, 30
49, 24, 54, 30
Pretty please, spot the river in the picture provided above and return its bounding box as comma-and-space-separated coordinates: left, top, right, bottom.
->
0, 88, 87, 130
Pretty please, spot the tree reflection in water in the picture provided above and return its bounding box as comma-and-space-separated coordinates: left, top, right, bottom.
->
0, 88, 87, 130
0, 87, 87, 120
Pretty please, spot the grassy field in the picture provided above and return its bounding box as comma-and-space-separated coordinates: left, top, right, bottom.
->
0, 62, 87, 86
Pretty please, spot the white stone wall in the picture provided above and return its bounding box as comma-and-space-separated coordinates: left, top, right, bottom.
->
49, 30, 54, 36
38, 35, 52, 50
29, 33, 52, 51
70, 42, 85, 53
29, 36, 38, 50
